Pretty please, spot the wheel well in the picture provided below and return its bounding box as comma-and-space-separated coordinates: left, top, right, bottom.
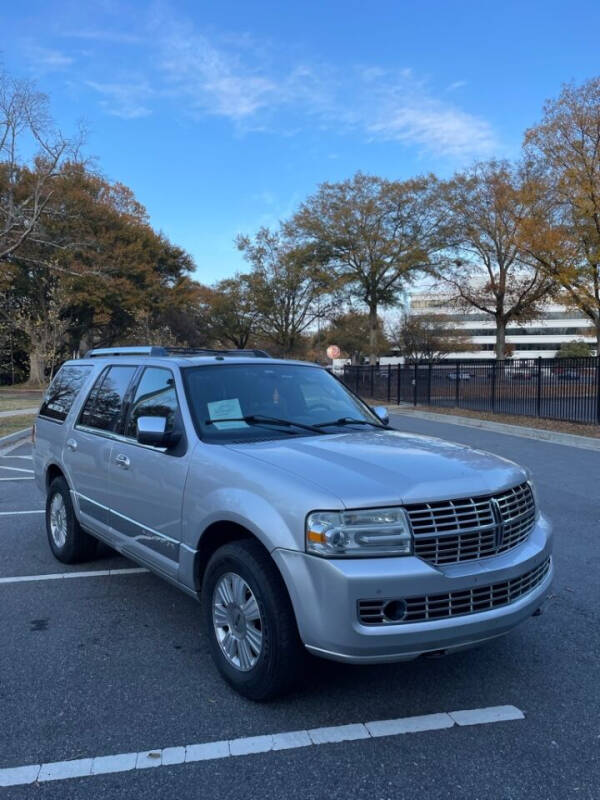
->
46, 464, 66, 491
194, 521, 265, 590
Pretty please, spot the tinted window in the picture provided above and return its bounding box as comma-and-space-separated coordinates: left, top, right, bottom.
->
183, 363, 375, 442
79, 366, 137, 433
124, 367, 179, 438
39, 366, 92, 422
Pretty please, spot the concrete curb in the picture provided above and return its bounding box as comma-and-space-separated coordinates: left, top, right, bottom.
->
388, 406, 600, 451
0, 428, 32, 453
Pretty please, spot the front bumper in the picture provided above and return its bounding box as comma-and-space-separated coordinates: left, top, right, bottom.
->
273, 514, 553, 663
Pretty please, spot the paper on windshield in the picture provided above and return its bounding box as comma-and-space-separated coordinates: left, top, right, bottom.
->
207, 398, 249, 430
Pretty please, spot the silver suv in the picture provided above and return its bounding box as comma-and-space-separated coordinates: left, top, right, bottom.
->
33, 347, 553, 700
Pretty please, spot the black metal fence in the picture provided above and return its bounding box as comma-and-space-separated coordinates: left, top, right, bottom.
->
342, 357, 600, 425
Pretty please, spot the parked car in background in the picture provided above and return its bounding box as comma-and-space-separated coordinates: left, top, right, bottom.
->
446, 370, 472, 381
33, 346, 553, 700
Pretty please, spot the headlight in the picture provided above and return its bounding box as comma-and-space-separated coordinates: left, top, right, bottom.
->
306, 508, 413, 558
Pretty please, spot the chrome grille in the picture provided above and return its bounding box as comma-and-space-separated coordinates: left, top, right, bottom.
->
406, 482, 535, 565
358, 557, 551, 625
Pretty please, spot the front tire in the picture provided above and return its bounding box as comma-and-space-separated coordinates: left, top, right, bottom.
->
46, 476, 98, 564
202, 540, 304, 701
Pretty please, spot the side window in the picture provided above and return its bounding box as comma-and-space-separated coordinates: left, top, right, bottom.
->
79, 366, 137, 433
39, 366, 92, 422
124, 367, 179, 439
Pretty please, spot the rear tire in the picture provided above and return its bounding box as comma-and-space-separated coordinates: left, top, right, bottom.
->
202, 539, 304, 701
46, 476, 98, 564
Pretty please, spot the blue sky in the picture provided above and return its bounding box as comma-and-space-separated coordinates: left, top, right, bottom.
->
4, 0, 599, 283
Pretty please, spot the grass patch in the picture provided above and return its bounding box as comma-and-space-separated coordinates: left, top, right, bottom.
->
0, 414, 35, 439
0, 386, 44, 412
399, 404, 600, 439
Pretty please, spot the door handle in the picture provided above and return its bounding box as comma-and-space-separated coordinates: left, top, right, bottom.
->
66, 438, 78, 451
114, 454, 130, 469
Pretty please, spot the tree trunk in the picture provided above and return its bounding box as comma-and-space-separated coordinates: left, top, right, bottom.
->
368, 303, 378, 365
495, 318, 506, 360
27, 347, 45, 387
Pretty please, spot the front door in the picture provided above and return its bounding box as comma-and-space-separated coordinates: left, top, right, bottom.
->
106, 366, 190, 579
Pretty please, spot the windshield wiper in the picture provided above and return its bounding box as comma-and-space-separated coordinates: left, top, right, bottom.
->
204, 414, 327, 434
314, 417, 387, 429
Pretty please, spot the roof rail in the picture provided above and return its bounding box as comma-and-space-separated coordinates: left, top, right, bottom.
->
85, 346, 168, 358
85, 346, 271, 359
164, 347, 271, 358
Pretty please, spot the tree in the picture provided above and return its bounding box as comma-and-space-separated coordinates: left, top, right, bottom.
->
556, 339, 594, 358
0, 68, 81, 267
2, 162, 197, 381
321, 311, 388, 364
206, 274, 260, 349
522, 78, 600, 348
290, 172, 441, 364
387, 313, 473, 363
237, 227, 334, 357
435, 160, 556, 359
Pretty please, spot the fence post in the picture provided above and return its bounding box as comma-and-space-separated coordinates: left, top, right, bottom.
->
397, 363, 401, 404
370, 364, 374, 398
596, 356, 600, 425
387, 363, 391, 403
355, 366, 359, 394
491, 360, 497, 413
427, 361, 432, 406
536, 356, 542, 417
455, 360, 460, 407
413, 362, 418, 406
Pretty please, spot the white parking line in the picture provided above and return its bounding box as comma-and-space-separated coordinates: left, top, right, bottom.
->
0, 510, 44, 515
0, 568, 149, 585
1, 455, 32, 460
0, 705, 524, 787
0, 477, 34, 481
0, 465, 34, 473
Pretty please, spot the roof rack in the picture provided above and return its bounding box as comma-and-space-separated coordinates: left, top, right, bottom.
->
85, 346, 271, 359
164, 347, 271, 358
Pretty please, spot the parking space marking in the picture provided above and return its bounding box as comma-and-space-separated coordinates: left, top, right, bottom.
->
0, 510, 44, 516
0, 465, 34, 473
1, 455, 32, 460
0, 705, 525, 788
0, 477, 34, 481
0, 568, 149, 585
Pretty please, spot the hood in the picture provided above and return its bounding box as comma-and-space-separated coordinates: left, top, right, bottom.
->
227, 429, 527, 508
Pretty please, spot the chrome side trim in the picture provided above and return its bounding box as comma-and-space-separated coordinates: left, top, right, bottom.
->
75, 492, 180, 544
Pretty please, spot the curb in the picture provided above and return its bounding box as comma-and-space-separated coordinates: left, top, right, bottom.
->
0, 428, 32, 452
388, 406, 600, 451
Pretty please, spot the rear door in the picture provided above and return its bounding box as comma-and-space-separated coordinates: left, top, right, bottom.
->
106, 366, 190, 579
65, 364, 138, 539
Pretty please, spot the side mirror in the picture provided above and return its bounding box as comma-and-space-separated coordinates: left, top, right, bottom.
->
136, 416, 177, 448
372, 406, 389, 426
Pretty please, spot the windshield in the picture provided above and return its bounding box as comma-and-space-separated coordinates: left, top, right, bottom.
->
183, 363, 380, 442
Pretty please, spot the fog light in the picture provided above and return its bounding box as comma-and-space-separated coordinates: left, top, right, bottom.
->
383, 599, 407, 622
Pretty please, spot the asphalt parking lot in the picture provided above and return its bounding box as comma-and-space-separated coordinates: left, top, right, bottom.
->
0, 416, 598, 799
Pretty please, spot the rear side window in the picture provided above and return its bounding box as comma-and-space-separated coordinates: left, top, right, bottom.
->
79, 365, 137, 433
39, 366, 92, 422
124, 367, 179, 438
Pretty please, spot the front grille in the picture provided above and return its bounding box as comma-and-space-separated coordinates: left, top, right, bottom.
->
406, 482, 536, 565
358, 557, 551, 625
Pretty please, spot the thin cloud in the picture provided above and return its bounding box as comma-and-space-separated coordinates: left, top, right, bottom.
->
447, 80, 467, 92
23, 42, 74, 72
63, 29, 143, 44
86, 80, 153, 119
50, 5, 498, 158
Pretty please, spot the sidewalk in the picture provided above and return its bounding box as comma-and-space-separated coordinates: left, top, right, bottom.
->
0, 407, 38, 418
